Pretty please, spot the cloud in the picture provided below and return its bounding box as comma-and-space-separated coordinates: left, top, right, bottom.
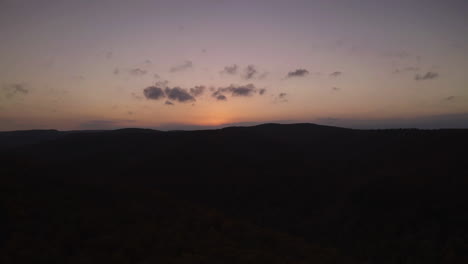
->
228, 84, 257, 96
287, 69, 309, 78
129, 68, 147, 76
444, 96, 455, 101
274, 92, 288, 103
211, 83, 260, 99
165, 100, 174, 105
259, 88, 266, 95
415, 71, 439, 81
243, 65, 258, 80
332, 87, 340, 91
222, 64, 238, 75
153, 73, 160, 79
143, 86, 166, 100
2, 83, 29, 98
170, 60, 193, 72
216, 95, 227, 101
330, 71, 342, 78
189, 86, 206, 97
165, 87, 195, 102
113, 68, 120, 75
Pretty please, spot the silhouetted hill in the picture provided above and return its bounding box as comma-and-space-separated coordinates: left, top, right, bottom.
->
1, 123, 468, 263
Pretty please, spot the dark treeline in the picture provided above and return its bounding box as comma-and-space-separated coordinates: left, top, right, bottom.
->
1, 123, 468, 263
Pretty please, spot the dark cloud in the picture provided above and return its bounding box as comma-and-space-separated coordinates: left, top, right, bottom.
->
165, 87, 195, 103
216, 95, 227, 101
2, 83, 29, 98
113, 68, 120, 75
129, 68, 147, 76
211, 83, 259, 99
170, 60, 193, 72
415, 72, 439, 81
444, 96, 455, 101
287, 69, 309, 78
259, 88, 266, 95
143, 86, 166, 100
165, 100, 174, 105
222, 64, 238, 75
330, 71, 342, 78
189, 86, 206, 97
278, 93, 287, 99
332, 87, 340, 91
243, 65, 258, 80
229, 84, 257, 96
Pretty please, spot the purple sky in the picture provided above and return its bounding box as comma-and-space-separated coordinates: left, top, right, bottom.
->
1, 0, 467, 130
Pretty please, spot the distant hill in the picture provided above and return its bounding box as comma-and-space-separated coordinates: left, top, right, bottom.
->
1, 123, 468, 263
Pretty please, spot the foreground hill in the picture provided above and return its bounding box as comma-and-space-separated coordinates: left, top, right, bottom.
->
1, 123, 468, 263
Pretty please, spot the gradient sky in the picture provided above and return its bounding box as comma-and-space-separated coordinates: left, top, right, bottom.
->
1, 0, 467, 130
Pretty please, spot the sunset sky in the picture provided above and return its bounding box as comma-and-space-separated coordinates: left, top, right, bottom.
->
1, 0, 467, 130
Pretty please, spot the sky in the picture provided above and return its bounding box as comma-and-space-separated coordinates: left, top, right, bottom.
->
1, 0, 467, 130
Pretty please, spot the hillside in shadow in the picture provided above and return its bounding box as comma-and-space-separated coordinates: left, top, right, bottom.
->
1, 123, 468, 263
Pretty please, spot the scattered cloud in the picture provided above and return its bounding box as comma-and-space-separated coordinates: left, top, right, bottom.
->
190, 86, 206, 97
164, 87, 195, 103
170, 60, 193, 73
259, 88, 266, 95
216, 95, 227, 101
332, 87, 340, 91
165, 100, 174, 105
287, 69, 309, 78
274, 92, 288, 103
222, 64, 238, 75
2, 83, 29, 98
415, 71, 439, 81
243, 65, 258, 80
211, 83, 261, 100
113, 68, 120, 75
129, 68, 147, 76
143, 86, 166, 100
330, 71, 342, 78
153, 73, 160, 79
444, 96, 455, 101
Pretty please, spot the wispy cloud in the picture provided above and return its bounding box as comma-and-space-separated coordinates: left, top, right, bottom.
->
286, 69, 309, 78
170, 60, 193, 73
221, 64, 238, 75
2, 83, 29, 98
243, 65, 258, 80
415, 72, 439, 81
330, 71, 342, 78
129, 68, 147, 76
